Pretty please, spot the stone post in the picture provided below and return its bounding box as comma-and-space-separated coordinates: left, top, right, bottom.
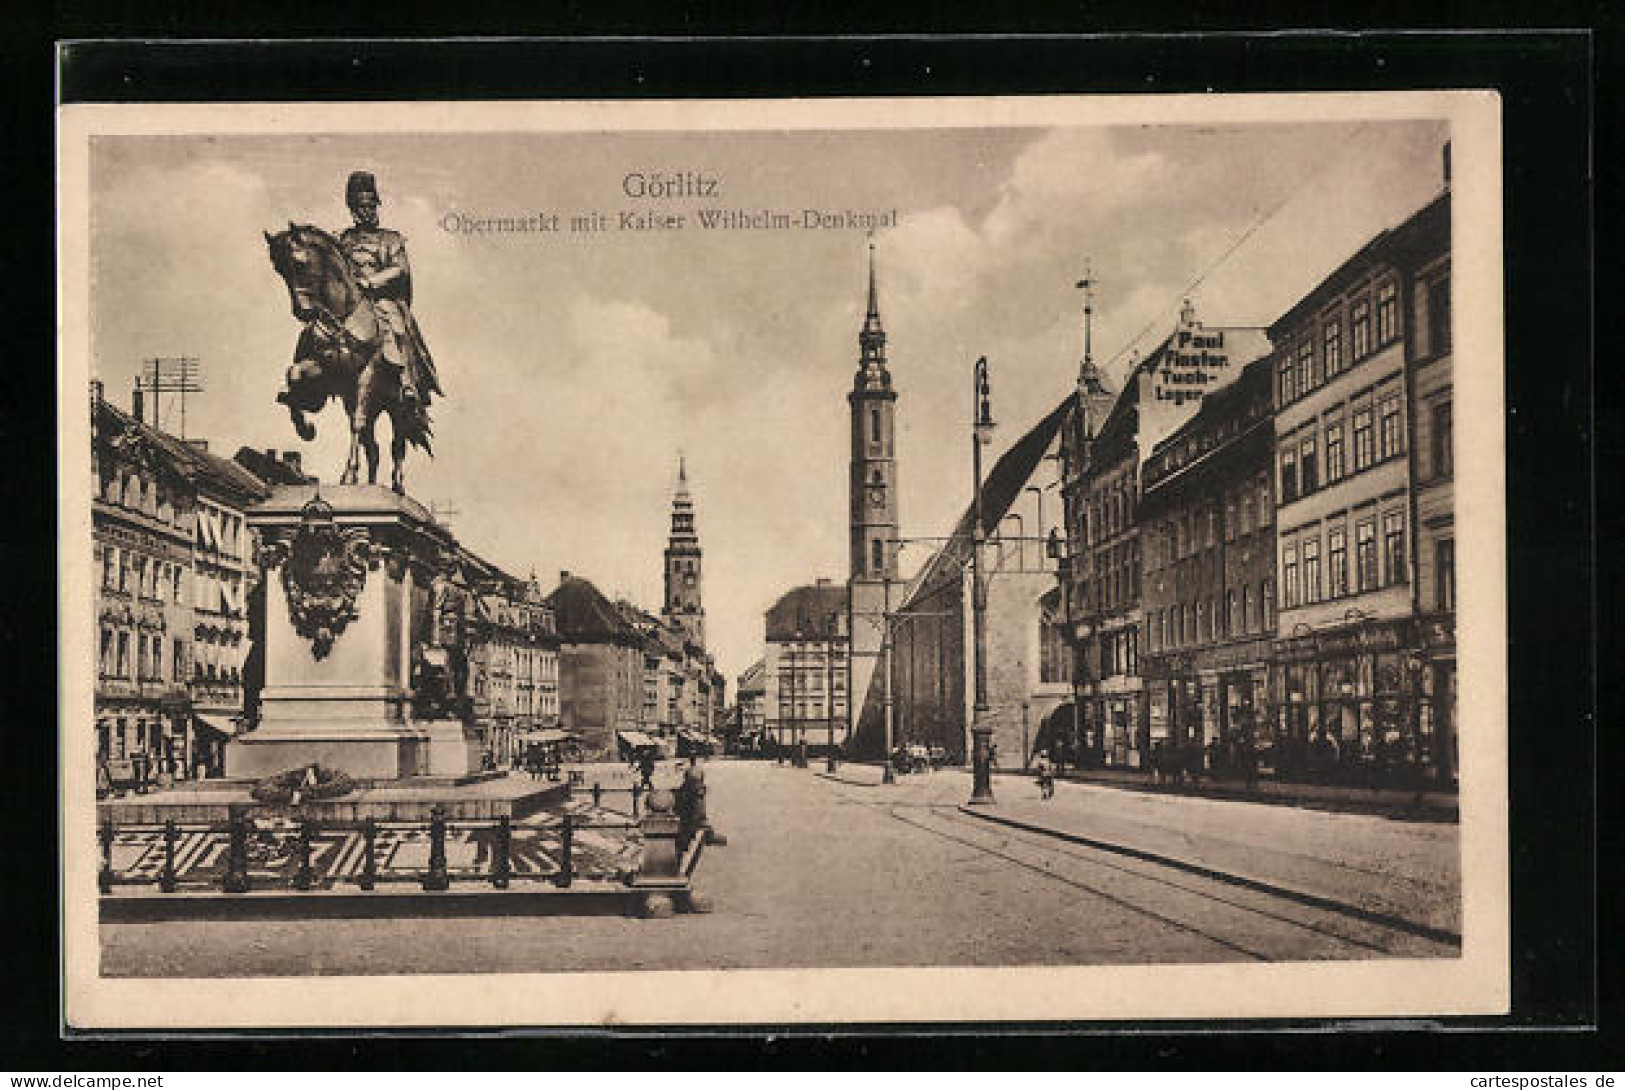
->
632, 787, 683, 918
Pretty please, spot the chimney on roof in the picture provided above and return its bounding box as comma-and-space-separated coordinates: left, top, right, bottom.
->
90, 379, 104, 408
559, 569, 572, 584
815, 577, 832, 587
1442, 141, 1452, 190
281, 451, 302, 475
185, 439, 208, 452
131, 380, 145, 424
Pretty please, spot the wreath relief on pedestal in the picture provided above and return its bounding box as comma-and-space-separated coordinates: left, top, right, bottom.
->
258, 496, 375, 660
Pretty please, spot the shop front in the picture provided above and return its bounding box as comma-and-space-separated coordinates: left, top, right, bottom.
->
1271, 616, 1442, 788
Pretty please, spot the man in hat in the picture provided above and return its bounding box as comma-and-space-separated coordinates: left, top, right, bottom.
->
339, 171, 442, 407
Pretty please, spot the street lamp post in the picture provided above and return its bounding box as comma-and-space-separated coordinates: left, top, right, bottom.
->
879, 576, 898, 784
969, 356, 997, 806
826, 611, 839, 773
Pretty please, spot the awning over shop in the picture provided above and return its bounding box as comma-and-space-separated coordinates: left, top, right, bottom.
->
518, 728, 571, 746
617, 730, 660, 750
191, 713, 236, 739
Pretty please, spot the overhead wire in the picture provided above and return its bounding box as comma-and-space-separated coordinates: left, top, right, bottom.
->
1097, 122, 1375, 377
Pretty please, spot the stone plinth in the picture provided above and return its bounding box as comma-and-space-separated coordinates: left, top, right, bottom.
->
227, 484, 478, 782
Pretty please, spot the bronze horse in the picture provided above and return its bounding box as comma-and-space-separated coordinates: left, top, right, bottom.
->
264, 223, 431, 494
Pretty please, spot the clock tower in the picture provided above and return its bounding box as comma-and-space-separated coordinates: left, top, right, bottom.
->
845, 241, 898, 755
848, 240, 898, 582
663, 455, 705, 649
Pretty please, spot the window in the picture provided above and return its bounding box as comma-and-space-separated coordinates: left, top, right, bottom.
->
1379, 395, 1403, 460
1225, 497, 1236, 542
1240, 493, 1254, 534
1353, 407, 1375, 471
99, 628, 113, 677
871, 538, 883, 574
1296, 339, 1314, 394
1426, 270, 1451, 354
1328, 527, 1349, 598
1300, 435, 1319, 493
1431, 400, 1453, 479
1277, 356, 1295, 405
1356, 520, 1378, 591
1351, 298, 1372, 358
1303, 538, 1322, 604
1324, 318, 1344, 376
1436, 538, 1456, 611
1280, 447, 1299, 503
1383, 511, 1407, 585
1262, 579, 1274, 629
1243, 585, 1254, 634
102, 546, 116, 590
1283, 545, 1300, 609
870, 408, 881, 444
1325, 420, 1346, 483
1226, 589, 1238, 637
1377, 281, 1399, 346
116, 632, 129, 678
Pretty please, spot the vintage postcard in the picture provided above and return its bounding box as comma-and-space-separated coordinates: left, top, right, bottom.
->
58, 91, 1507, 1028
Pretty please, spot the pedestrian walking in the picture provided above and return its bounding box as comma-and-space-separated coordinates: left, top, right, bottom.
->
1034, 750, 1054, 800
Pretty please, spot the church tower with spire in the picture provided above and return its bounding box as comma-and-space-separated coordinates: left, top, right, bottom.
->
845, 240, 898, 756
848, 240, 899, 583
663, 455, 705, 649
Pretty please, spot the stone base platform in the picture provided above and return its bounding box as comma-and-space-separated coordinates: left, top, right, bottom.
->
98, 881, 706, 923
98, 773, 566, 825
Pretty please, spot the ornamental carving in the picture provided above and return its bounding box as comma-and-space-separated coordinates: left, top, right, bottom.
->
272, 496, 375, 660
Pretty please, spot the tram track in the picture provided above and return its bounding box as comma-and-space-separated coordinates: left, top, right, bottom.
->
884, 801, 1458, 962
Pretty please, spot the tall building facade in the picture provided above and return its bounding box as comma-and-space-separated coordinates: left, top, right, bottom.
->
1269, 190, 1453, 785
547, 572, 647, 759
92, 385, 274, 790
765, 581, 849, 755
847, 243, 899, 747
662, 457, 705, 650
1140, 355, 1276, 770
1057, 303, 1271, 768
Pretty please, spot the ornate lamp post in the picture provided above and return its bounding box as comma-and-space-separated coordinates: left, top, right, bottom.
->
969, 356, 997, 806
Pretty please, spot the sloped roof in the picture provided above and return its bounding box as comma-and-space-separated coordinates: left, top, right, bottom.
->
765, 583, 846, 642
96, 399, 271, 504
545, 575, 641, 644
737, 658, 766, 693
232, 447, 312, 486
899, 396, 1072, 611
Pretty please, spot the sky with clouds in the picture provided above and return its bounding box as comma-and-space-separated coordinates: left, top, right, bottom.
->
87, 118, 1449, 686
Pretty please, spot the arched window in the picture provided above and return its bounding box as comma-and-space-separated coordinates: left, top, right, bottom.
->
871, 538, 884, 574
870, 409, 881, 444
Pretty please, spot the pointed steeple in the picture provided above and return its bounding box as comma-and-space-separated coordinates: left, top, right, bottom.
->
856, 236, 890, 389
1075, 266, 1115, 440
864, 237, 882, 333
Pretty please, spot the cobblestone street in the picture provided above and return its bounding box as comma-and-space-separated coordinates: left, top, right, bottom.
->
100, 760, 1460, 977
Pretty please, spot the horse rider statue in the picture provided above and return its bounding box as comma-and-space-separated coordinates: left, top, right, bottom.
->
266, 171, 443, 494
339, 171, 442, 411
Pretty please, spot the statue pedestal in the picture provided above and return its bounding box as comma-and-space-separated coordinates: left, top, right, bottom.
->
226, 484, 478, 782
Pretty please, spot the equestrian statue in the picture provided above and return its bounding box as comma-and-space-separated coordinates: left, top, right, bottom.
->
264, 171, 443, 494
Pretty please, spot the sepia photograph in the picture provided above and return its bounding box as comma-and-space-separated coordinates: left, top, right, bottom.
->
57, 91, 1508, 1028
